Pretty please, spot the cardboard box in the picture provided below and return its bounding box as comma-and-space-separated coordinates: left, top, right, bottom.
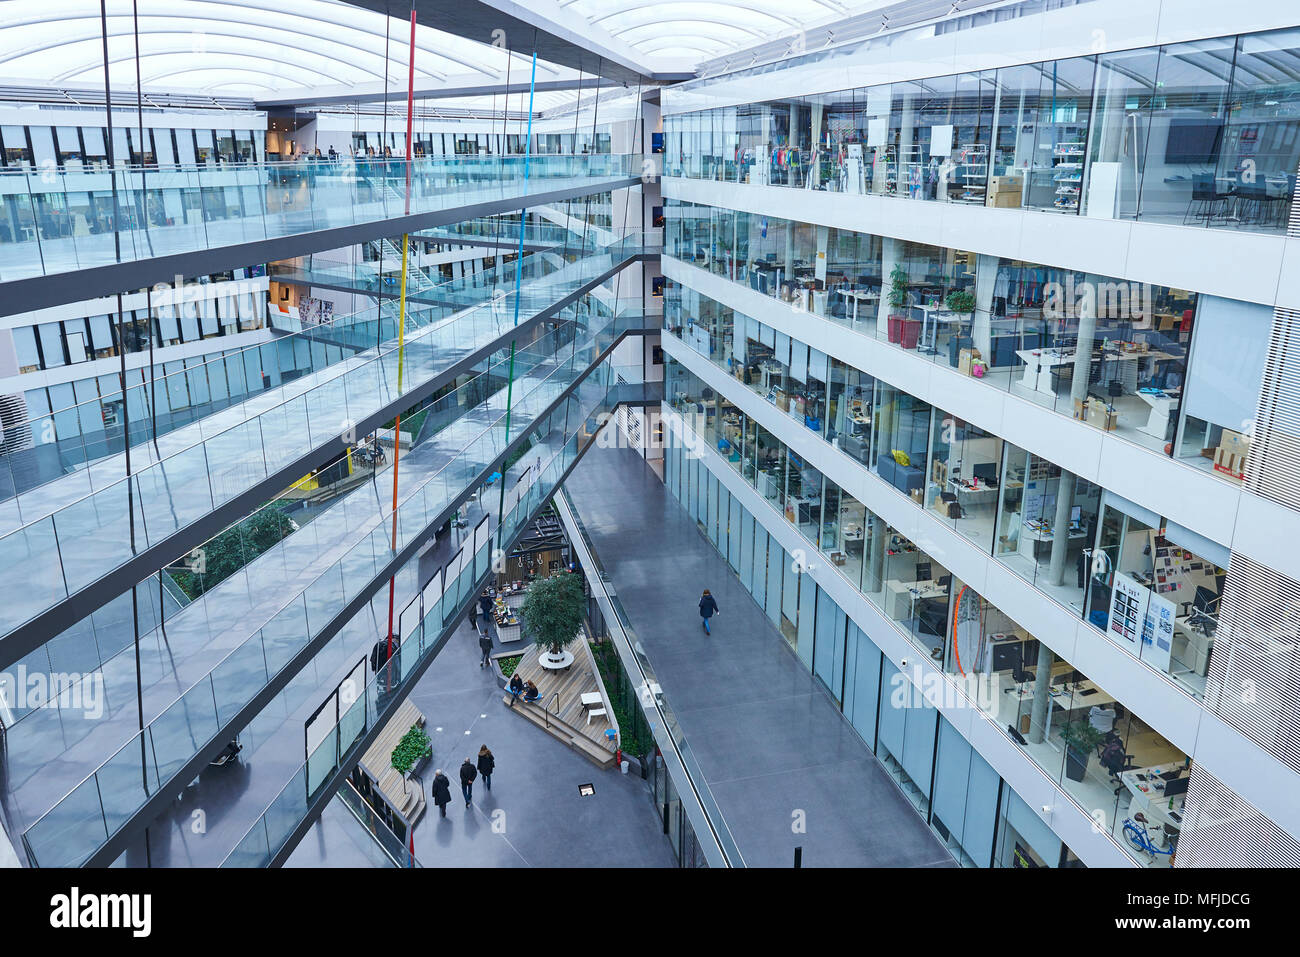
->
1084, 397, 1118, 431
988, 175, 1023, 208
910, 487, 924, 504
958, 347, 982, 376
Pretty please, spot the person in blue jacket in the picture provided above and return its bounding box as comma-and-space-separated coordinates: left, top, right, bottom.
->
698, 589, 720, 635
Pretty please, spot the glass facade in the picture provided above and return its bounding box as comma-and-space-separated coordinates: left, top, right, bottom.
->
664, 375, 1201, 865
664, 298, 1228, 703
660, 426, 1130, 868
664, 25, 1300, 235
666, 199, 1274, 486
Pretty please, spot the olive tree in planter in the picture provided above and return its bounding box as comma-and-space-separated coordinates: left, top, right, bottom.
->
518, 572, 586, 667
391, 724, 432, 793
1059, 721, 1105, 783
945, 288, 976, 318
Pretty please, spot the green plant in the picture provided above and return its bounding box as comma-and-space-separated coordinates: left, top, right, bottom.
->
945, 289, 976, 314
172, 505, 294, 600
390, 724, 432, 776
496, 653, 523, 677
518, 572, 585, 656
1059, 720, 1105, 758
887, 264, 909, 310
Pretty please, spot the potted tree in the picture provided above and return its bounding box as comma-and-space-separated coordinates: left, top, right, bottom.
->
945, 288, 976, 318
391, 723, 432, 792
1059, 720, 1105, 783
887, 264, 910, 345
518, 572, 586, 668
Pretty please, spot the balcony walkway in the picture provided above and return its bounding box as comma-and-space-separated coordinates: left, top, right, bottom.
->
562, 443, 956, 868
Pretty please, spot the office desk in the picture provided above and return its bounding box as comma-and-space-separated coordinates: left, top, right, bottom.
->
949, 479, 999, 508
1018, 521, 1087, 561
839, 287, 879, 323
1016, 348, 1075, 394
1122, 763, 1187, 830
1046, 678, 1116, 736
1137, 389, 1179, 440
1171, 618, 1214, 676
917, 307, 966, 353
884, 579, 948, 621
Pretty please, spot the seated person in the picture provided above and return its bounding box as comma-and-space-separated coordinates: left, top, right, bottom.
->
507, 672, 525, 707
523, 679, 540, 702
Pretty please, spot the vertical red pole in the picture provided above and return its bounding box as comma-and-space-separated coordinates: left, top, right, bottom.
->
385, 6, 418, 668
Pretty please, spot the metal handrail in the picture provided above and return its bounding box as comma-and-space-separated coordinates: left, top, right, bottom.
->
544, 691, 560, 728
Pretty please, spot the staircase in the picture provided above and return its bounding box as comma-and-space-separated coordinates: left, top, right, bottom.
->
502, 637, 618, 769
369, 238, 439, 293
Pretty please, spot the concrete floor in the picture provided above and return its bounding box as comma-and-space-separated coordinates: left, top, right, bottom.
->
563, 443, 955, 868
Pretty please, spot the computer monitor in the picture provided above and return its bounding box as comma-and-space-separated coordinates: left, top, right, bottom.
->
1070, 505, 1082, 525
1193, 585, 1219, 616
914, 562, 932, 582
972, 462, 997, 484
1164, 776, 1189, 798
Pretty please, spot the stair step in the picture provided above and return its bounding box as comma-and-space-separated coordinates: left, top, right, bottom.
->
503, 696, 615, 769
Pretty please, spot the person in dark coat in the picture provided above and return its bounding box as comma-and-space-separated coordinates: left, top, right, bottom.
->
698, 589, 720, 634
477, 745, 495, 792
507, 672, 525, 706
469, 604, 479, 632
431, 769, 452, 817
459, 758, 477, 807
478, 630, 493, 668
478, 590, 493, 618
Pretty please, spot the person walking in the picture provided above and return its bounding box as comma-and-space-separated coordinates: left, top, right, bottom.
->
477, 745, 495, 792
469, 603, 479, 633
459, 757, 477, 807
698, 589, 720, 635
431, 769, 452, 818
478, 630, 493, 668
478, 589, 493, 620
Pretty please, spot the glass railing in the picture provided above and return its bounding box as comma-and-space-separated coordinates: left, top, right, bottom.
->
0, 154, 640, 282
219, 360, 642, 868
19, 323, 643, 867
554, 491, 742, 867
0, 234, 648, 642
0, 227, 646, 506
270, 224, 608, 302
334, 779, 420, 868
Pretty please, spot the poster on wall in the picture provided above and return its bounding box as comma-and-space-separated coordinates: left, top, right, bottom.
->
930, 124, 954, 157
1139, 587, 1176, 673
1109, 572, 1148, 651
298, 297, 334, 327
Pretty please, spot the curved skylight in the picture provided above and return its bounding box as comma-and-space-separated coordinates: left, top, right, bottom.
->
555, 0, 897, 69
0, 0, 572, 98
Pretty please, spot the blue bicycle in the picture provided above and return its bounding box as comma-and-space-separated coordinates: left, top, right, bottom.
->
1123, 813, 1175, 860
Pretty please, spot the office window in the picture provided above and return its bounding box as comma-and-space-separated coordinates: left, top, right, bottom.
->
36, 322, 64, 367
88, 315, 115, 359
81, 127, 108, 167
13, 326, 41, 373
2, 125, 32, 166
54, 126, 83, 165
29, 126, 56, 167
63, 319, 88, 363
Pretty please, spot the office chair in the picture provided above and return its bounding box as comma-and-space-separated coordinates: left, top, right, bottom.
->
1098, 733, 1138, 795
915, 562, 932, 582
1107, 380, 1124, 400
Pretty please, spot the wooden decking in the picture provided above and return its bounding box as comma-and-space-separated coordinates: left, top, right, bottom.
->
359, 700, 428, 825
503, 634, 618, 768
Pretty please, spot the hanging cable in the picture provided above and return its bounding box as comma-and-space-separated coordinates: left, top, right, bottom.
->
493, 36, 538, 549
101, 0, 150, 869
